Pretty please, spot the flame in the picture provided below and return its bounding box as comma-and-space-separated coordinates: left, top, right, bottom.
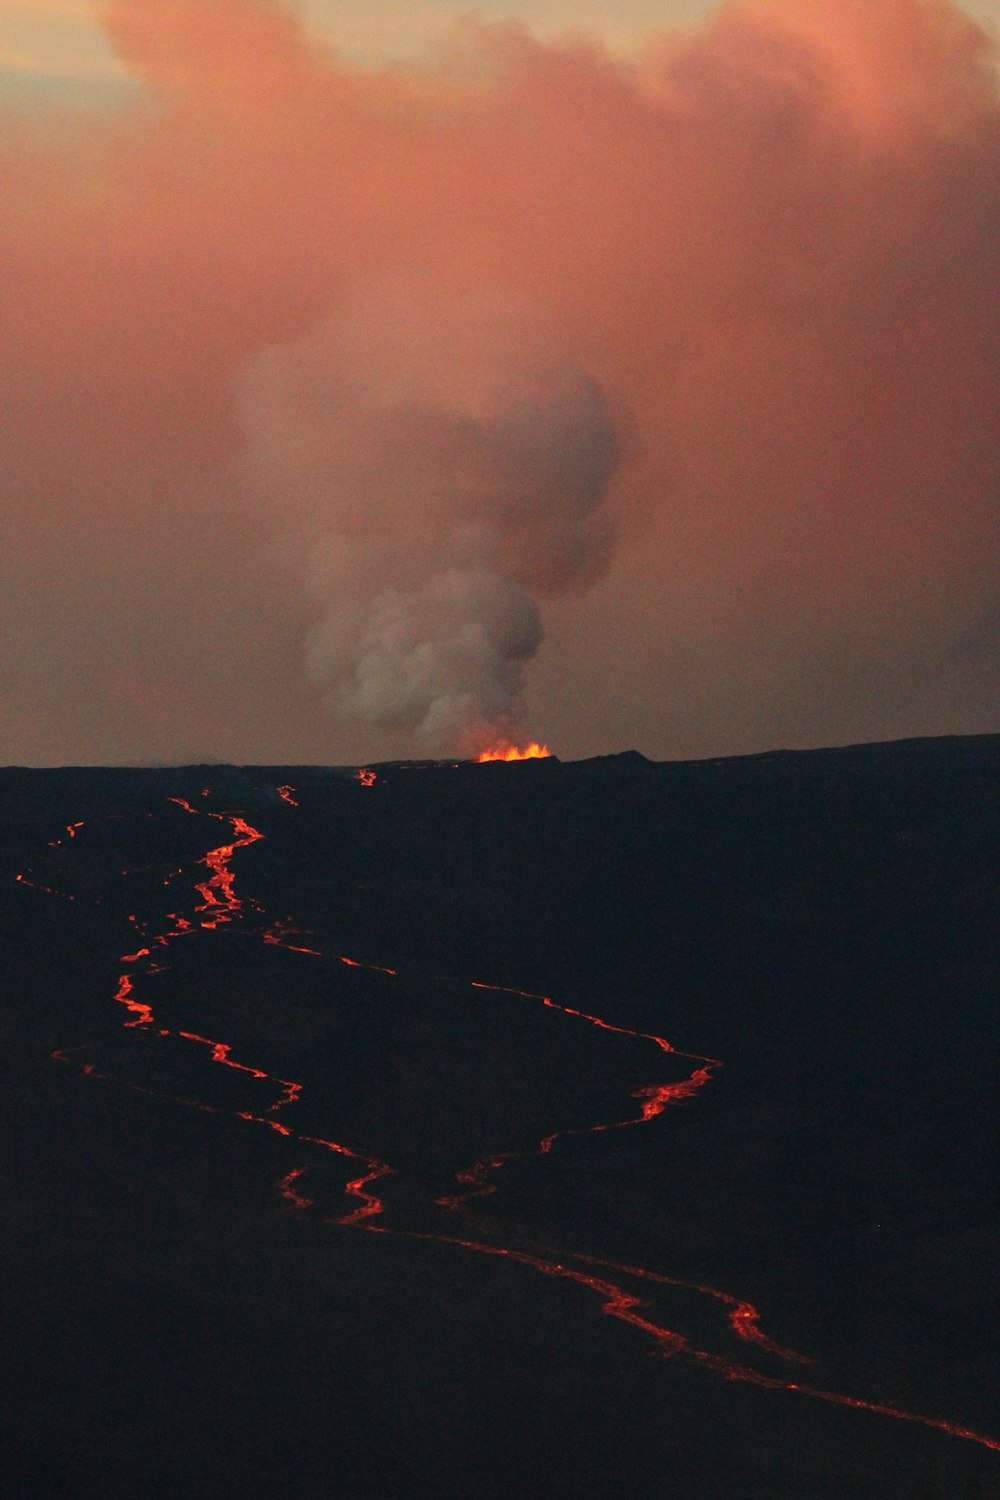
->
476, 741, 551, 762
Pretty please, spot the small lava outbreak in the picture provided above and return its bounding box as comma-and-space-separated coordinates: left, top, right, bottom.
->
17, 768, 1000, 1470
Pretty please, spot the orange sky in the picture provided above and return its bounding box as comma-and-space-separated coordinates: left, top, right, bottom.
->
2, 0, 1000, 763
4, 0, 999, 101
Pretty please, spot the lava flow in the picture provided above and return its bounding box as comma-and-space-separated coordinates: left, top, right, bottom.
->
41, 797, 390, 1222
476, 742, 551, 762
24, 790, 1000, 1464
436, 979, 721, 1207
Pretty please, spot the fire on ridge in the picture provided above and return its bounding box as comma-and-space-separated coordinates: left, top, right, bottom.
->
349, 744, 552, 783
476, 742, 552, 763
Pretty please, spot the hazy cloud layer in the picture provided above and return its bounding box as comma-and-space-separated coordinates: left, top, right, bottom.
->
2, 0, 999, 762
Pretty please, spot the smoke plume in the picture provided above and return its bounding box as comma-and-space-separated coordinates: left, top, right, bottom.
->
1, 0, 1000, 762
238, 280, 618, 751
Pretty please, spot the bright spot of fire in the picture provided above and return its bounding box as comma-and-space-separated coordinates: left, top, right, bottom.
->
357, 768, 377, 787
476, 742, 551, 762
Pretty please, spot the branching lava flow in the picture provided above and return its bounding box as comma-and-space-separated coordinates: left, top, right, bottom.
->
19, 778, 1000, 1463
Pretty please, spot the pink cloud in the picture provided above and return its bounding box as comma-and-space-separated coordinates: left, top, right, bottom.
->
2, 0, 999, 761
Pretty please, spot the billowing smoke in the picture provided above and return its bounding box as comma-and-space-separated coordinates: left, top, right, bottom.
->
2, 0, 1000, 764
238, 281, 618, 751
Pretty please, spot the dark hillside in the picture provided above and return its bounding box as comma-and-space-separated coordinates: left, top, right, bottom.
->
2, 737, 998, 1498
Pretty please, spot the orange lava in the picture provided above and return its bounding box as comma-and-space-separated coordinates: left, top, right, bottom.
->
262, 918, 322, 956
338, 954, 397, 976
334, 1161, 394, 1227
194, 815, 264, 927
476, 742, 551, 762
574, 1253, 812, 1365
357, 768, 377, 787
15, 872, 76, 900
115, 972, 154, 1028
277, 1166, 313, 1211
48, 821, 84, 848
31, 796, 1000, 1462
462, 979, 720, 1177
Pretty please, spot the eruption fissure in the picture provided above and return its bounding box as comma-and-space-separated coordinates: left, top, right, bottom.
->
476, 742, 552, 762
21, 783, 1000, 1460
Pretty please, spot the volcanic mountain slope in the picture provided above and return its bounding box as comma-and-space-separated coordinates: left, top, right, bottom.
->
2, 736, 999, 1499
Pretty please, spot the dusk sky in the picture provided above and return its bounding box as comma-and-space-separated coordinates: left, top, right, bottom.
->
3, 0, 1000, 764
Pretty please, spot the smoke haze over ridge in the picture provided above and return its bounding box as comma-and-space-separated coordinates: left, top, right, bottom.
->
238, 278, 619, 752
2, 0, 1000, 762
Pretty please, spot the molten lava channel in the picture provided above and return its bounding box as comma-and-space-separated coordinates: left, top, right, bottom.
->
24, 786, 1000, 1462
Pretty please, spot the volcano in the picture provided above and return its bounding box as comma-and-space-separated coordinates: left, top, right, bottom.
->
3, 736, 999, 1499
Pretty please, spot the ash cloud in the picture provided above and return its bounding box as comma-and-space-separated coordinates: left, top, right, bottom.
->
2, 0, 1000, 762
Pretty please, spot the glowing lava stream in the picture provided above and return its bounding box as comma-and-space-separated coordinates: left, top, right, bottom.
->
38, 796, 390, 1225
28, 791, 1000, 1460
434, 979, 721, 1209
121, 796, 390, 1214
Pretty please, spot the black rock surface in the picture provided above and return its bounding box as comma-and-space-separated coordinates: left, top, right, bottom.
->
3, 736, 999, 1498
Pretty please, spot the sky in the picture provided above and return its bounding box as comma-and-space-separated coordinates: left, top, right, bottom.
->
2, 0, 1000, 765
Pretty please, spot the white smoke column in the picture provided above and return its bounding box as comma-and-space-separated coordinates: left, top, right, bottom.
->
238, 278, 620, 753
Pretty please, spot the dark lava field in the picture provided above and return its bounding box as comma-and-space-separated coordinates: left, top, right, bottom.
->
2, 736, 999, 1498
